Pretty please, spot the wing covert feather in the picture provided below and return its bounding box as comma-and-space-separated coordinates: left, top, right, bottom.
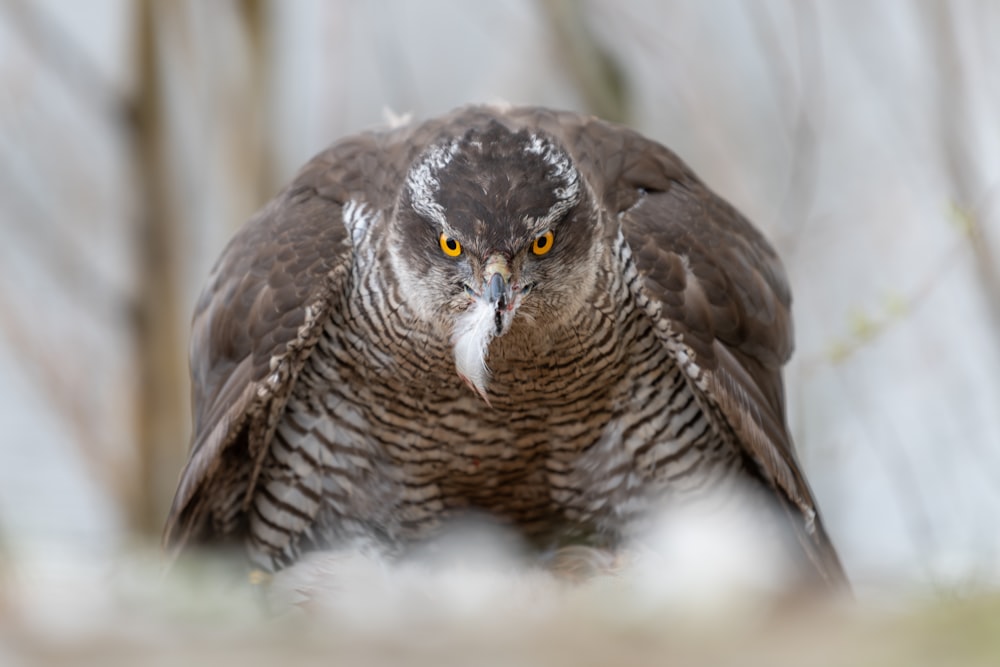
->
553, 115, 846, 586
164, 135, 403, 549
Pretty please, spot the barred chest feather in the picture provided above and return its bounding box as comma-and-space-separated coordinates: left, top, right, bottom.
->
247, 235, 736, 571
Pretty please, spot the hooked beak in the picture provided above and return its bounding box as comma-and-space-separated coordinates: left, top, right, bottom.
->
483, 256, 515, 335
487, 271, 510, 311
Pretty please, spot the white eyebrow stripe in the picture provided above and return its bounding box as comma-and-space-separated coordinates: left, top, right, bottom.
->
524, 133, 581, 229
407, 132, 582, 235
406, 138, 461, 230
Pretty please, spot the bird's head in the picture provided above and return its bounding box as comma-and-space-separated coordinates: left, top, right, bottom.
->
388, 121, 602, 400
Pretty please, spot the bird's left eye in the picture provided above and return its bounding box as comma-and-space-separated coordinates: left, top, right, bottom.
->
532, 231, 554, 256
439, 233, 462, 257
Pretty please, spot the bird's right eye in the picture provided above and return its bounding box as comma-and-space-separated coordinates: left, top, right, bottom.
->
439, 233, 462, 257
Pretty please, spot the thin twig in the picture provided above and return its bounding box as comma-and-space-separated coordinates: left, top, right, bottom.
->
798, 237, 965, 378
0, 286, 132, 504
746, 3, 825, 257
930, 4, 1000, 336
0, 158, 129, 323
0, 0, 127, 121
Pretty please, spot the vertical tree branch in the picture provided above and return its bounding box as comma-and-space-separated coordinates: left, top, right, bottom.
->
127, 0, 188, 537
538, 0, 630, 123
238, 0, 278, 208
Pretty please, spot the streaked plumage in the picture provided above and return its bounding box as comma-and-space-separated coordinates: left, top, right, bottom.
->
164, 105, 846, 588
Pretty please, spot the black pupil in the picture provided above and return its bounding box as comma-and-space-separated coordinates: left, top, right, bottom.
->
446, 238, 457, 250
536, 235, 547, 249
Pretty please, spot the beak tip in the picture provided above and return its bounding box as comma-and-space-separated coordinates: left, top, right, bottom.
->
487, 272, 507, 307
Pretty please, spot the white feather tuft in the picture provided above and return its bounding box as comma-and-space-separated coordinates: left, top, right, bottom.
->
452, 299, 497, 399
380, 105, 412, 128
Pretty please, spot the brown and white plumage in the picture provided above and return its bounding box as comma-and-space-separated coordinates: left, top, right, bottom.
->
164, 105, 846, 589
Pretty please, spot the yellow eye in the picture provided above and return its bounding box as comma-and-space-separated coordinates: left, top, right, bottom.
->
532, 230, 554, 256
439, 233, 462, 257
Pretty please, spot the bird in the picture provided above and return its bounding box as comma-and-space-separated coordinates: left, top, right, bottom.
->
163, 104, 847, 589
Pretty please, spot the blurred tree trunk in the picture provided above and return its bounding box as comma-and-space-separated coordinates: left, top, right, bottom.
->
240, 0, 277, 202
539, 0, 630, 124
124, 0, 276, 537
127, 0, 188, 537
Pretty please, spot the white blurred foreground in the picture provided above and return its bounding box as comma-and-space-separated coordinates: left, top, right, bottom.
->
264, 494, 802, 618
4, 501, 998, 666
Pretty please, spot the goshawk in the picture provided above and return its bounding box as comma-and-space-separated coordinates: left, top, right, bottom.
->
164, 105, 846, 588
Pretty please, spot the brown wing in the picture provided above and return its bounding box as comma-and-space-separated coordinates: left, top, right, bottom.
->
161, 107, 536, 554
537, 112, 847, 588
163, 128, 422, 553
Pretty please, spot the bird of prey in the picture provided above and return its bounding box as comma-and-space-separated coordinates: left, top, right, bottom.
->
163, 105, 846, 588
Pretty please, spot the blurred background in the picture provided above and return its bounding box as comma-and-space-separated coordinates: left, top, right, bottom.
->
0, 0, 998, 597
